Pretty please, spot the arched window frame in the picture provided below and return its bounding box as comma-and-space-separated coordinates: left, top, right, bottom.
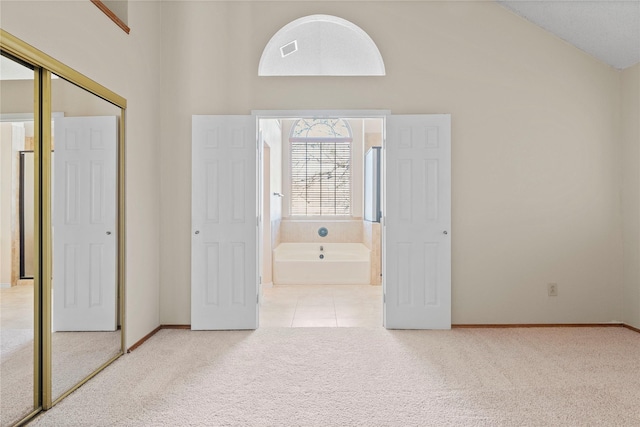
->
289, 119, 353, 216
259, 14, 386, 76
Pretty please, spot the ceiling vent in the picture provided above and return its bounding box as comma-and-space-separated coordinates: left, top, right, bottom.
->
280, 41, 298, 58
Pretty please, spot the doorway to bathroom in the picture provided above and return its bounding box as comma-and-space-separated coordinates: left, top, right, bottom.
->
258, 114, 384, 327
190, 110, 451, 330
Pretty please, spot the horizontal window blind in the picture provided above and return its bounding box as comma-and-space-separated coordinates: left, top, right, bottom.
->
291, 141, 350, 216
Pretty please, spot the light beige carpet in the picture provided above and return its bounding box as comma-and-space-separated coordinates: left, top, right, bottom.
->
31, 327, 640, 426
0, 329, 34, 427
0, 330, 120, 427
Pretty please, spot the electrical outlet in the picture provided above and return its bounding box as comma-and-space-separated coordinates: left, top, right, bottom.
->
548, 283, 558, 297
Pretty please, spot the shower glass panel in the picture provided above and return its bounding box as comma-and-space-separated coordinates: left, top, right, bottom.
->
0, 53, 37, 427
50, 75, 121, 402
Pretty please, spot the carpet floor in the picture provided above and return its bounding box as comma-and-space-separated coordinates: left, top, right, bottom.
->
1, 330, 120, 427
30, 327, 640, 426
1, 283, 121, 426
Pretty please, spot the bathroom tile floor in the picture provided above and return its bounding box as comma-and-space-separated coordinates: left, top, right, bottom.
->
260, 284, 383, 328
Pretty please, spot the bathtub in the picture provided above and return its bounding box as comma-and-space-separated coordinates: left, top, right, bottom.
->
273, 243, 371, 285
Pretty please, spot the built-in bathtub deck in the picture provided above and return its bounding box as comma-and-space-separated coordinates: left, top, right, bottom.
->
273, 243, 371, 285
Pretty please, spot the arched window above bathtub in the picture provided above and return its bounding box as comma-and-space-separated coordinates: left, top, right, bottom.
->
258, 15, 386, 76
290, 118, 353, 142
289, 119, 353, 216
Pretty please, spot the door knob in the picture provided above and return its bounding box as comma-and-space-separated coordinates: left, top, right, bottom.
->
195, 231, 200, 235
106, 231, 112, 235
443, 231, 448, 235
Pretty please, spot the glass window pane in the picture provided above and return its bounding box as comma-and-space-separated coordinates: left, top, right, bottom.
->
289, 119, 352, 216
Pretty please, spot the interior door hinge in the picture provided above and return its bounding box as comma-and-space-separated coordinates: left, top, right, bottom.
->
383, 293, 386, 303
257, 293, 260, 304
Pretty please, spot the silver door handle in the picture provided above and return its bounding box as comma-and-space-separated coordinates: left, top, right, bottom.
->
106, 231, 112, 235
443, 231, 448, 235
195, 231, 200, 235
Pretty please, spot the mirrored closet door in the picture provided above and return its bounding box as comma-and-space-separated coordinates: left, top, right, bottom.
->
1, 29, 127, 426
50, 76, 122, 403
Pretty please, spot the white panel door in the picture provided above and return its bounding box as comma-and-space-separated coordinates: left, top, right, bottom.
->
385, 115, 451, 329
192, 115, 258, 330
53, 116, 117, 331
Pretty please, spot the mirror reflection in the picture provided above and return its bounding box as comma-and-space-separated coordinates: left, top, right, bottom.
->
51, 75, 121, 401
0, 54, 36, 426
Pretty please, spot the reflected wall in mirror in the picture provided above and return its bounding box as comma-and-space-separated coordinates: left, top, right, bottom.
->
50, 75, 121, 402
0, 53, 37, 427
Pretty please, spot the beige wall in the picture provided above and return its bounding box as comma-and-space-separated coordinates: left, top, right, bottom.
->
266, 119, 283, 249
1, 0, 163, 347
260, 119, 282, 285
622, 63, 640, 329
1, 1, 632, 333
281, 220, 363, 243
0, 123, 28, 287
0, 80, 33, 114
363, 221, 381, 285
2, 79, 121, 117
159, 1, 624, 325
0, 124, 13, 285
263, 120, 282, 197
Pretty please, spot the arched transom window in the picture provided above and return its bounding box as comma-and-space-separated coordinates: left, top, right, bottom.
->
259, 15, 386, 76
289, 119, 352, 216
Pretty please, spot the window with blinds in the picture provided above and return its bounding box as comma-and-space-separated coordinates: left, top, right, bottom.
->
289, 119, 352, 216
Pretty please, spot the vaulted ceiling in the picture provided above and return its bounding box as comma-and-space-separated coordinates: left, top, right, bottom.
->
498, 0, 640, 69
2, 1, 639, 80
